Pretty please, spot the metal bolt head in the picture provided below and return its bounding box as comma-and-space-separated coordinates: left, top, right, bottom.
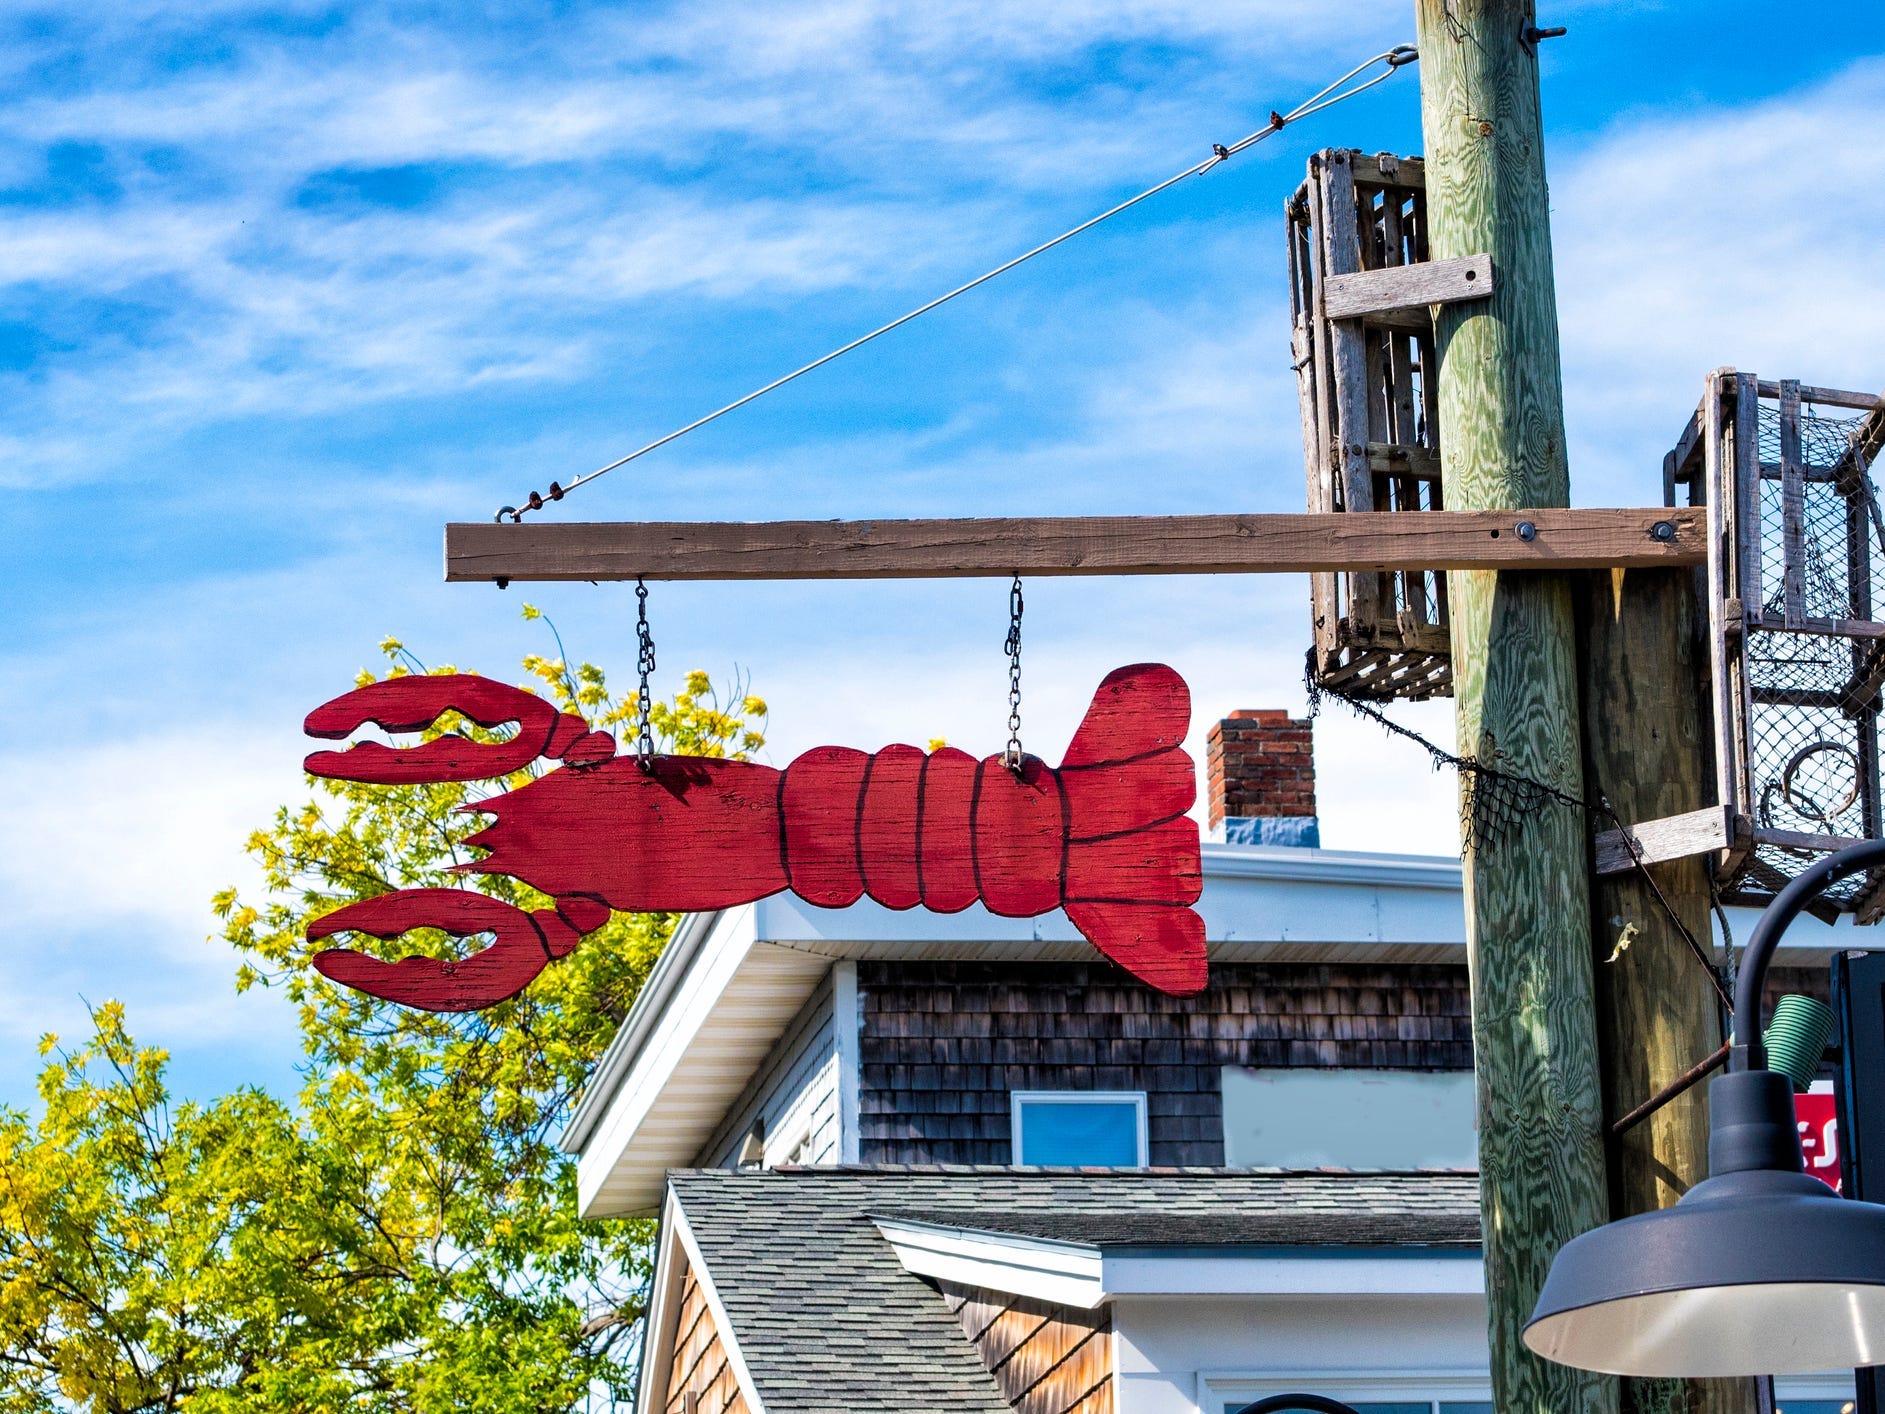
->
1651, 520, 1677, 543
1515, 520, 1537, 542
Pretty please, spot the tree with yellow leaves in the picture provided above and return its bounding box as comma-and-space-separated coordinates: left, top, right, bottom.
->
0, 615, 765, 1412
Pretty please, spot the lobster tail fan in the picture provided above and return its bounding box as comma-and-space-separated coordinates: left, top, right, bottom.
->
1064, 902, 1207, 996
1060, 663, 1191, 767
1058, 664, 1207, 996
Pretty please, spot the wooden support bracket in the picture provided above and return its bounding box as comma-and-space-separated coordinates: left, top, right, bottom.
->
1592, 805, 1733, 877
1322, 252, 1494, 321
446, 506, 1705, 583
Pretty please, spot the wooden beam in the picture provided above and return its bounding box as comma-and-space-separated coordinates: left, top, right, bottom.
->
1414, 4, 1617, 1413
1322, 252, 1493, 320
1591, 803, 1734, 877
1578, 568, 1747, 1414
1746, 610, 1885, 640
445, 507, 1704, 582
1753, 380, 1880, 411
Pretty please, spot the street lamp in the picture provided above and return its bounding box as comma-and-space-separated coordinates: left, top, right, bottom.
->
1524, 839, 1885, 1377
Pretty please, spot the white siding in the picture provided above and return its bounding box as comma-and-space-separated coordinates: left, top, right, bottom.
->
697, 968, 841, 1169
1113, 1293, 1489, 1414
1221, 1068, 1477, 1169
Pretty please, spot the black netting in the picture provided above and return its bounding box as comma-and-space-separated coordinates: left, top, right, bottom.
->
1743, 403, 1881, 901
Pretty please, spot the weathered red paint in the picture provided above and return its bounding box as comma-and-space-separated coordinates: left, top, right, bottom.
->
303, 664, 1206, 1010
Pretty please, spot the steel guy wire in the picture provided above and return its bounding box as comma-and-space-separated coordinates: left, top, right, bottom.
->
1303, 654, 1735, 1011
495, 43, 1419, 522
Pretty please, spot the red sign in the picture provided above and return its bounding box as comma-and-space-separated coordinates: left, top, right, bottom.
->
1796, 1090, 1842, 1191
300, 664, 1208, 1010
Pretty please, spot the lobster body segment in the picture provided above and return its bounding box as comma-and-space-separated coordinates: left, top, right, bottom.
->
304, 664, 1207, 1010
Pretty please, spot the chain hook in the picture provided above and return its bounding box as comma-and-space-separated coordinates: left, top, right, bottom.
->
1002, 574, 1025, 777
635, 579, 657, 774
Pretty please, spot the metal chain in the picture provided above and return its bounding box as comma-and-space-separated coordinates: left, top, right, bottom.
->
1003, 574, 1024, 775
635, 579, 657, 773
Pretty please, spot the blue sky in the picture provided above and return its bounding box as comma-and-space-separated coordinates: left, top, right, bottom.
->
4, 1, 1881, 1105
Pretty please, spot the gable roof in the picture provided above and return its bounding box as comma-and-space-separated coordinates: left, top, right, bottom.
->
657, 1166, 1482, 1414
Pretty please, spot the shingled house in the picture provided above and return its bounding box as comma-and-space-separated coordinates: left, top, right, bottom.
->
561, 710, 1856, 1414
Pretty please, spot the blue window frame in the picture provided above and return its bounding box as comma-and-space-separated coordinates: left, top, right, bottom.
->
1010, 1091, 1148, 1166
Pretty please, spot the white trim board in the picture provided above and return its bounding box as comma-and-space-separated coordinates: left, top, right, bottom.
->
873, 1216, 1483, 1309
833, 959, 860, 1164
635, 1191, 690, 1414
669, 1198, 769, 1414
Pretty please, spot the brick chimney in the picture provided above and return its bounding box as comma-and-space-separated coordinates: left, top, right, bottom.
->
1206, 709, 1320, 848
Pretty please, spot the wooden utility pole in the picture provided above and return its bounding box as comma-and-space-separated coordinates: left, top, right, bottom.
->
1411, 4, 1614, 1411
1579, 568, 1753, 1414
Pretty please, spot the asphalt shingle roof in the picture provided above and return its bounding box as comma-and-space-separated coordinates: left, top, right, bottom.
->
666, 1166, 1481, 1414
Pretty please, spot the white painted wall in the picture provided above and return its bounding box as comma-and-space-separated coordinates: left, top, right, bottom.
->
1112, 1293, 1490, 1414
1221, 1069, 1477, 1169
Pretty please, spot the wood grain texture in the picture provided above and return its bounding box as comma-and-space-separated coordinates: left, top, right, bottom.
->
302, 665, 1210, 1004
1578, 568, 1754, 1414
1744, 610, 1885, 639
857, 960, 1475, 1166
1701, 371, 1746, 820
665, 1256, 750, 1414
1591, 805, 1733, 876
445, 508, 1704, 582
940, 1282, 1113, 1414
1752, 380, 1881, 411
1323, 251, 1493, 319
1779, 380, 1807, 627
1413, 5, 1615, 1413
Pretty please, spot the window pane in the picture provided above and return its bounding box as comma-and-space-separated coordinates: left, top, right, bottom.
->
1223, 1404, 1430, 1414
1017, 1100, 1139, 1165
1773, 1403, 1854, 1414
1440, 1404, 1496, 1414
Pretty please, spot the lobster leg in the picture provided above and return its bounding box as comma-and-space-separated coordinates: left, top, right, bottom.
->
308, 888, 610, 1011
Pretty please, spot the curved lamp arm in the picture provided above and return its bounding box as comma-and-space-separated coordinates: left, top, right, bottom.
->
1229, 1397, 1364, 1414
1734, 838, 1885, 1071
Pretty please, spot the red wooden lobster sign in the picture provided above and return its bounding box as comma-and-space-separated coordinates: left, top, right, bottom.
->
302, 663, 1207, 1009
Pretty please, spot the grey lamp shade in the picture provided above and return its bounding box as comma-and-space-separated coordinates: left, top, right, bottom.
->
1523, 1164, 1885, 1376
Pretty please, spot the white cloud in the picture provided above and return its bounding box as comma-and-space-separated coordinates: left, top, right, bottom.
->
0, 724, 307, 1088
1553, 58, 1885, 500
0, 0, 1418, 484
0, 727, 292, 953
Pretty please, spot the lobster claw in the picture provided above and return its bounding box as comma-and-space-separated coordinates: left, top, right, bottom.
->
304, 674, 614, 783
308, 887, 610, 1011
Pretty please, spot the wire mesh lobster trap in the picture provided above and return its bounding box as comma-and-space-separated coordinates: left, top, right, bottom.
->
1289, 149, 1492, 702
1667, 370, 1885, 915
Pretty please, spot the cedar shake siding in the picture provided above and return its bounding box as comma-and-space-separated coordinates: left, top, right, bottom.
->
942, 1284, 1113, 1414
858, 960, 1474, 1166
665, 1253, 750, 1414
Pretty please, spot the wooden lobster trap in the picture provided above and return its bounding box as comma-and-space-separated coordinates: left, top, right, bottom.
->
1659, 370, 1885, 916
1289, 148, 1492, 701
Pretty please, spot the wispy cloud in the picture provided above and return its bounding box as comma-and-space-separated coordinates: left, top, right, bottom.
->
0, 0, 1412, 485
1554, 58, 1885, 498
